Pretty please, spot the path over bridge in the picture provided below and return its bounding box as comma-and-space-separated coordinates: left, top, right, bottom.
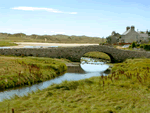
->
0, 45, 150, 63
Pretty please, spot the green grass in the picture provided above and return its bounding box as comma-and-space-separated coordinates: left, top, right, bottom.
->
1, 58, 150, 112
83, 51, 111, 61
0, 41, 18, 47
0, 56, 67, 90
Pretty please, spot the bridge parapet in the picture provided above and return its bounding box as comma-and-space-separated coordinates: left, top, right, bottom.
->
0, 45, 150, 63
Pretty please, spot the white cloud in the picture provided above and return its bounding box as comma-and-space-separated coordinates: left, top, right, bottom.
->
11, 6, 77, 14
51, 31, 54, 32
44, 31, 46, 32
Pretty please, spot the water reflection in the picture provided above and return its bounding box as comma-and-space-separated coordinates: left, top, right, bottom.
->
67, 65, 85, 74
0, 57, 110, 102
80, 64, 109, 72
23, 46, 59, 48
0, 47, 11, 49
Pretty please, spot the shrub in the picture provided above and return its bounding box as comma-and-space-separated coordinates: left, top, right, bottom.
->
131, 42, 136, 48
140, 45, 144, 48
136, 44, 140, 47
129, 45, 132, 48
143, 44, 150, 50
99, 42, 105, 45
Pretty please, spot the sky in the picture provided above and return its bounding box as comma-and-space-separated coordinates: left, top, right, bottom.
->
0, 0, 150, 38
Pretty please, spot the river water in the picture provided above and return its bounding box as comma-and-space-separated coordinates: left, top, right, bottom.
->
0, 57, 110, 102
0, 46, 59, 49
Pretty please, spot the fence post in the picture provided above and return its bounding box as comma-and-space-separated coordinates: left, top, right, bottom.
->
12, 108, 14, 113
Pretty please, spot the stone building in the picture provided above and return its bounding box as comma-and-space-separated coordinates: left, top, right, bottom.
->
120, 26, 149, 43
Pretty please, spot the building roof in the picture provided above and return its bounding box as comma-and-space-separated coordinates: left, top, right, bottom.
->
122, 29, 149, 38
138, 33, 149, 37
122, 29, 131, 35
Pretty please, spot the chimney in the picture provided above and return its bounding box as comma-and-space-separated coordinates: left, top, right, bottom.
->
131, 26, 135, 31
111, 31, 115, 36
126, 26, 130, 31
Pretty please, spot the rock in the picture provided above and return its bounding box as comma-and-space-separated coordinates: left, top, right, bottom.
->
104, 68, 111, 74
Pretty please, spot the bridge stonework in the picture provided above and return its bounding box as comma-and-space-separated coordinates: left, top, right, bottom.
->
0, 45, 150, 63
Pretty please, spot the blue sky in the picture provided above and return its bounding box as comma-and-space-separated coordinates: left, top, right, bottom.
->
0, 0, 150, 38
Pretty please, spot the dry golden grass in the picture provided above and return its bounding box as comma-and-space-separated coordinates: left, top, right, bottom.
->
0, 58, 150, 112
0, 56, 67, 90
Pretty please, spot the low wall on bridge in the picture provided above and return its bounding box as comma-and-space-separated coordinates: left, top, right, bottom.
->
0, 45, 150, 63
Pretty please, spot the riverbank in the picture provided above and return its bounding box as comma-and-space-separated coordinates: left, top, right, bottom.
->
0, 58, 150, 112
0, 56, 67, 91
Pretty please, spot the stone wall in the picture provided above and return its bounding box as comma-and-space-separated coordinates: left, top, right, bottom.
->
0, 45, 150, 63
123, 30, 140, 43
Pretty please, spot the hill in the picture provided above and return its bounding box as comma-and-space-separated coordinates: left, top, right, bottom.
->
0, 32, 105, 44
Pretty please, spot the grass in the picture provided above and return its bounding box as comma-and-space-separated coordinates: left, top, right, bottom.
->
83, 51, 111, 61
0, 41, 18, 47
0, 56, 67, 90
0, 58, 150, 112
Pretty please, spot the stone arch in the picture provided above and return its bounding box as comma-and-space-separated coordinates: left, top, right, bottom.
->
81, 51, 116, 63
101, 52, 116, 63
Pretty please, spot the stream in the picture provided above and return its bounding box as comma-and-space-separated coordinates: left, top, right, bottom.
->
0, 57, 111, 102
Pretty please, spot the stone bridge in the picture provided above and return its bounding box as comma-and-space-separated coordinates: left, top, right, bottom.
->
0, 45, 150, 63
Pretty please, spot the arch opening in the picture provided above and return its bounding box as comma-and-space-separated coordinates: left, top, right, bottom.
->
80, 56, 110, 73
82, 51, 113, 63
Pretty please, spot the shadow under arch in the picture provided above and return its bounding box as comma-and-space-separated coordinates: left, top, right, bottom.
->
102, 52, 117, 63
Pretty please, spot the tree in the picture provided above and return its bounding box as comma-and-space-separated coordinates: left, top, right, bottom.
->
106, 37, 111, 44
147, 31, 150, 36
140, 31, 145, 34
102, 37, 104, 43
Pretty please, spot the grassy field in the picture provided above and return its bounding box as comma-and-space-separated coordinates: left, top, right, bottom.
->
83, 51, 111, 61
0, 41, 18, 47
0, 33, 105, 44
0, 58, 150, 112
0, 56, 67, 90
